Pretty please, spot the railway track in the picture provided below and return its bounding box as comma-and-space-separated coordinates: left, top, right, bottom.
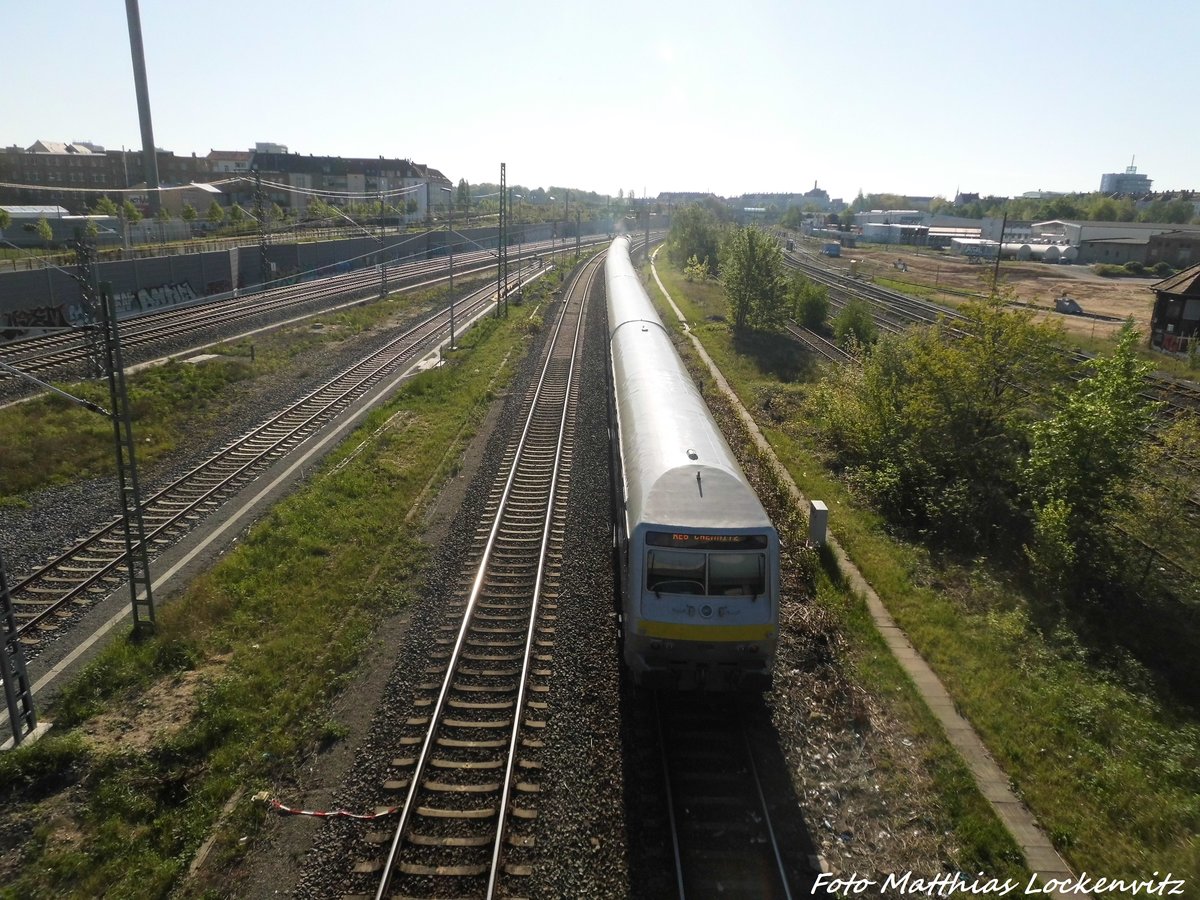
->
332, 244, 603, 900
7, 267, 539, 650
0, 235, 609, 389
656, 693, 794, 899
782, 321, 852, 364
785, 248, 1200, 415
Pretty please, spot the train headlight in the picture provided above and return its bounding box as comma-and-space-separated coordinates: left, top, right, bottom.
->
700, 604, 713, 618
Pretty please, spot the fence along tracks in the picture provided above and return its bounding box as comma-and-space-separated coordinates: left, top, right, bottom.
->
0, 237, 604, 386
8, 274, 524, 648
349, 252, 601, 900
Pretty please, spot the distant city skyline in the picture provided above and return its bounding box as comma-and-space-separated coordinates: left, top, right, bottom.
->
3, 1, 1196, 202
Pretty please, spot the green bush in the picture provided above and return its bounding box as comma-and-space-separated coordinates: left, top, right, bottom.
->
832, 298, 877, 346
1122, 260, 1146, 276
1152, 261, 1174, 278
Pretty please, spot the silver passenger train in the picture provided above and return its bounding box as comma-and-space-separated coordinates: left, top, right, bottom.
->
605, 235, 780, 691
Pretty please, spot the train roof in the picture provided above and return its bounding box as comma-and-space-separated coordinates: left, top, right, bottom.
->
606, 237, 773, 534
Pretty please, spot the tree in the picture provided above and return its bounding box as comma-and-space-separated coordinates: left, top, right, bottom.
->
780, 206, 807, 230
35, 217, 54, 246
1022, 322, 1159, 595
667, 204, 720, 276
812, 300, 1065, 547
181, 203, 197, 222
155, 206, 171, 223
121, 199, 142, 225
790, 274, 829, 329
207, 201, 225, 226
1114, 413, 1200, 592
229, 205, 246, 227
92, 195, 119, 217
1089, 197, 1119, 222
456, 178, 470, 212
306, 198, 337, 221
0, 208, 10, 232
1041, 195, 1083, 220
84, 218, 100, 238
719, 226, 787, 332
928, 196, 954, 216
832, 298, 877, 347
1162, 199, 1194, 224
269, 202, 286, 223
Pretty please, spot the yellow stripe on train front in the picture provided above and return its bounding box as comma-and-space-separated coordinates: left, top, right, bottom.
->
636, 621, 776, 642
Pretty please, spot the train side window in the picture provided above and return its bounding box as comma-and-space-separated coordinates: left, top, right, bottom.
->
708, 553, 765, 596
647, 550, 706, 595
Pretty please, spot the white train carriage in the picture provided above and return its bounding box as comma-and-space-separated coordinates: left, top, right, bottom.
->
605, 236, 779, 691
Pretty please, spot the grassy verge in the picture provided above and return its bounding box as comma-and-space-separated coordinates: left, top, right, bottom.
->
0, 308, 533, 899
649, 257, 1199, 881
0, 282, 463, 498
651, 259, 1025, 875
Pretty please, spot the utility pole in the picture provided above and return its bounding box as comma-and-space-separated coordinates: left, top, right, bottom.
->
124, 0, 161, 215
644, 197, 650, 253
98, 280, 157, 635
67, 238, 161, 635
515, 194, 522, 301
498, 163, 507, 318
440, 185, 455, 345
73, 237, 105, 380
1, 558, 38, 748
991, 212, 1007, 297
254, 169, 269, 289
575, 210, 581, 259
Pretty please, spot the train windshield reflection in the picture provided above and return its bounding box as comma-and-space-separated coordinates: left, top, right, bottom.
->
647, 550, 765, 596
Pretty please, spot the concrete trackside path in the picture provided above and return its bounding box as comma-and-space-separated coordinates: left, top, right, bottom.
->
648, 250, 1085, 900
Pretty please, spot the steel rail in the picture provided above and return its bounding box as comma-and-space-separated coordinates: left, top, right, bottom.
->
371, 251, 598, 900
655, 694, 794, 899
0, 235, 611, 384
484, 256, 595, 900
9, 269, 536, 640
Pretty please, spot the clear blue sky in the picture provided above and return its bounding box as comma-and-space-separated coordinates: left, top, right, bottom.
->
3, 1, 1196, 202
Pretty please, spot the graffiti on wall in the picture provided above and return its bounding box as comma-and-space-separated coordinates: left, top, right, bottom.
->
2, 304, 74, 340
1, 281, 200, 341
112, 281, 199, 316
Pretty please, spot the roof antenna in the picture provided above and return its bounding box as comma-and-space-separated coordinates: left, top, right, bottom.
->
696, 470, 703, 498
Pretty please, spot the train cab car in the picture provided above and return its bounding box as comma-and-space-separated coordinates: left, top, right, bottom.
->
625, 491, 779, 691
605, 236, 780, 691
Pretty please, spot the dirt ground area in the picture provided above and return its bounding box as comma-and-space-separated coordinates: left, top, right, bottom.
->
843, 244, 1159, 342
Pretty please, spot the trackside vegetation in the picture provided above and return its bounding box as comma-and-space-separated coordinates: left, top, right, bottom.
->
0, 296, 540, 898
658, 205, 1200, 881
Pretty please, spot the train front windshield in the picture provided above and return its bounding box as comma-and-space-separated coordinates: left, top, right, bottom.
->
645, 532, 768, 597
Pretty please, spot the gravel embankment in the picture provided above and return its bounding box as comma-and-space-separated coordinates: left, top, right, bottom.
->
248, 277, 631, 899
0, 294, 435, 592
